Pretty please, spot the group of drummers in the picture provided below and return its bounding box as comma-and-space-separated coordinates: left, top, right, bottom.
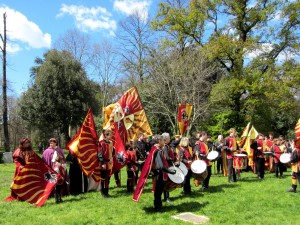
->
130, 128, 299, 212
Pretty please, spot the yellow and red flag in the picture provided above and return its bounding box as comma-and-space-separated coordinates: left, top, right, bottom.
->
5, 153, 61, 207
66, 108, 99, 180
295, 118, 300, 147
103, 86, 152, 143
244, 125, 259, 166
103, 87, 152, 173
238, 122, 251, 147
178, 104, 193, 135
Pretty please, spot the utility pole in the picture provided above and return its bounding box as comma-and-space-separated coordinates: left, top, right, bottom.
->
1, 13, 10, 152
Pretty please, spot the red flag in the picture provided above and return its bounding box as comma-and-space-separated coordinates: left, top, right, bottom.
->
111, 122, 128, 174
5, 153, 61, 207
66, 108, 99, 180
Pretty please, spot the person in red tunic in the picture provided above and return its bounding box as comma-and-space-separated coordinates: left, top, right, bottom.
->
250, 133, 266, 179
178, 137, 193, 194
224, 128, 240, 183
98, 129, 114, 197
5, 138, 37, 202
126, 143, 137, 192
194, 131, 211, 191
133, 135, 176, 212
271, 138, 284, 178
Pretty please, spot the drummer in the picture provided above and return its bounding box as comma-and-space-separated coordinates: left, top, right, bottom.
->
194, 131, 212, 191
162, 132, 176, 202
224, 128, 240, 182
177, 137, 193, 195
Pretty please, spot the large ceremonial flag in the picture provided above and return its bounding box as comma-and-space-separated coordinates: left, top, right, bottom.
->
66, 108, 99, 180
5, 154, 61, 207
295, 118, 300, 146
244, 125, 258, 168
103, 86, 152, 143
238, 122, 251, 147
178, 104, 193, 135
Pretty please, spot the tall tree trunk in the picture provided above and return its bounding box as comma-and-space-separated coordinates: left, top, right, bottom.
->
1, 13, 10, 152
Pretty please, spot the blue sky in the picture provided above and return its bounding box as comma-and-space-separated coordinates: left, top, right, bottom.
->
0, 0, 159, 96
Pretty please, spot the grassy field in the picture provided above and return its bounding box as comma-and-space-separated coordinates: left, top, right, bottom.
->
1, 162, 300, 225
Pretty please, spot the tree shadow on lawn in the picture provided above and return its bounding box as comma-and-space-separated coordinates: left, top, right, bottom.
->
142, 201, 209, 214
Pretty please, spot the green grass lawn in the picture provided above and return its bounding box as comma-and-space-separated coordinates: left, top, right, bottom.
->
1, 163, 300, 225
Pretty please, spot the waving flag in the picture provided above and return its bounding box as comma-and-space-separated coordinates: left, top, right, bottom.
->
111, 122, 129, 174
103, 86, 152, 143
5, 153, 61, 207
178, 104, 193, 135
295, 118, 300, 147
66, 108, 99, 180
238, 122, 251, 147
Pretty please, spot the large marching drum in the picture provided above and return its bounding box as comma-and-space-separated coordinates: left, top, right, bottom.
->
165, 165, 185, 192
280, 153, 291, 164
233, 153, 247, 170
207, 151, 219, 162
191, 159, 207, 187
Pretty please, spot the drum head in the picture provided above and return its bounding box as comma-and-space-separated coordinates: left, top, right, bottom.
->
191, 160, 207, 174
234, 154, 247, 157
168, 166, 185, 184
178, 162, 188, 176
280, 153, 291, 164
207, 151, 219, 161
263, 152, 273, 155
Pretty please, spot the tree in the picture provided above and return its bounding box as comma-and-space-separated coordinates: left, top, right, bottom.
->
0, 12, 9, 151
141, 48, 219, 135
117, 10, 153, 84
152, 0, 300, 134
19, 49, 100, 142
53, 29, 92, 69
90, 39, 120, 109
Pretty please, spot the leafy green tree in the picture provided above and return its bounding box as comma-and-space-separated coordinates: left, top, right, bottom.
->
152, 0, 300, 134
19, 49, 100, 142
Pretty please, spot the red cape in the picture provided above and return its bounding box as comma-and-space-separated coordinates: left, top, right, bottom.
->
132, 145, 158, 202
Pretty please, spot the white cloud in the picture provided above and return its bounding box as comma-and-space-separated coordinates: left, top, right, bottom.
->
0, 6, 51, 53
113, 0, 151, 19
57, 4, 117, 35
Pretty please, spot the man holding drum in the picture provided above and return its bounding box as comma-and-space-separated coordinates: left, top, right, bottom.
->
162, 132, 176, 202
194, 131, 212, 191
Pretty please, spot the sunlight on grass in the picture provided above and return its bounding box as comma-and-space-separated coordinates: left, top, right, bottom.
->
1, 163, 300, 225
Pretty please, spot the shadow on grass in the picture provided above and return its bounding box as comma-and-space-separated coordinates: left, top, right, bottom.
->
142, 201, 209, 214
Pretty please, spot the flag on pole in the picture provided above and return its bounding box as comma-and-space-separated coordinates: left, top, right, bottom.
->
103, 87, 152, 174
103, 86, 152, 143
178, 104, 193, 135
238, 122, 251, 147
244, 125, 258, 167
110, 122, 129, 174
66, 108, 99, 180
295, 118, 300, 147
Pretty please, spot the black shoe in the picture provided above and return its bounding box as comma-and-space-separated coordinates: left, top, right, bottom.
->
287, 188, 296, 193
155, 208, 164, 213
